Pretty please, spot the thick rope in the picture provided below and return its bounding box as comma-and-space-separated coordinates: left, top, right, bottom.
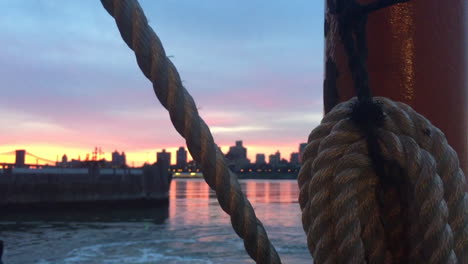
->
99, 0, 281, 263
298, 97, 468, 263
306, 0, 467, 262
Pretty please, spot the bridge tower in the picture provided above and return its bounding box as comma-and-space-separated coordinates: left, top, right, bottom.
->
15, 150, 26, 168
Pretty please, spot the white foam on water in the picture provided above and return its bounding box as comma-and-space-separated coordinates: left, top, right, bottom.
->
60, 238, 210, 264
100, 249, 213, 264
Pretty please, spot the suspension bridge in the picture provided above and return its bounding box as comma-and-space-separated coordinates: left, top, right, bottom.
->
0, 150, 57, 168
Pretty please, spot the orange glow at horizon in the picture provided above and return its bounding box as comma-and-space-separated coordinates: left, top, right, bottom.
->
0, 142, 303, 167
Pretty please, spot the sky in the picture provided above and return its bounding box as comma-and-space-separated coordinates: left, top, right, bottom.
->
0, 0, 325, 166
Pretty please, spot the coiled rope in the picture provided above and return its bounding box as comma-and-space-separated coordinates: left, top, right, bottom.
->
100, 0, 281, 263
298, 97, 468, 263
100, 0, 467, 263
299, 0, 468, 263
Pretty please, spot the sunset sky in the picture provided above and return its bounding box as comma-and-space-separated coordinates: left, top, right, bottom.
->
0, 0, 325, 166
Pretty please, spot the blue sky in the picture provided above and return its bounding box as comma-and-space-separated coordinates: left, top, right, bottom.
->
0, 0, 325, 165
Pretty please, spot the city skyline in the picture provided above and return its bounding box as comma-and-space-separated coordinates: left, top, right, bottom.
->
0, 1, 325, 167
0, 140, 307, 167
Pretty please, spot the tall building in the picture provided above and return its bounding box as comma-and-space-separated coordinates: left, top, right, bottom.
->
226, 140, 247, 160
111, 150, 126, 167
275, 150, 281, 161
290, 152, 300, 165
176, 146, 188, 169
299, 143, 307, 163
255, 154, 266, 165
111, 151, 119, 165
121, 152, 126, 166
157, 149, 171, 166
269, 151, 281, 168
225, 140, 250, 171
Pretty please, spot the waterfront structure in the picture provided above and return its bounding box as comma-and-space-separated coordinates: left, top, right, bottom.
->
2, 141, 308, 174
268, 154, 276, 167
290, 152, 300, 166
111, 151, 127, 168
55, 148, 126, 169
176, 146, 187, 169
56, 154, 70, 168
226, 141, 247, 160
269, 151, 281, 168
225, 141, 250, 171
66, 159, 83, 168
57, 157, 94, 168
157, 149, 171, 168
0, 163, 171, 208
255, 154, 266, 165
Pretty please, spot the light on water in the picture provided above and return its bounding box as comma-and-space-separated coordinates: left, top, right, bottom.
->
1, 179, 311, 263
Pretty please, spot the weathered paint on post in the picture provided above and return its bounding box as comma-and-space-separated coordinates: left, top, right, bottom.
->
324, 0, 467, 175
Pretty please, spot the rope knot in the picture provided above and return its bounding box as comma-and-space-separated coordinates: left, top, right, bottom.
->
351, 99, 385, 129
298, 97, 468, 264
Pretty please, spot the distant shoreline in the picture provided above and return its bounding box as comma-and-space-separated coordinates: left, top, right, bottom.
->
172, 172, 298, 180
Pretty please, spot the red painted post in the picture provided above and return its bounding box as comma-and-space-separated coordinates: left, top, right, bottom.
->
324, 0, 467, 175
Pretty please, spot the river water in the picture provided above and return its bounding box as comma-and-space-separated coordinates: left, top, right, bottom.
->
1, 179, 311, 263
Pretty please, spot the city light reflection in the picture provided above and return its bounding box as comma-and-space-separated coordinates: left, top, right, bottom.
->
169, 179, 301, 227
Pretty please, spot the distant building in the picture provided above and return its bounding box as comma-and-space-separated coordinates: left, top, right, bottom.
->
121, 152, 127, 166
269, 151, 281, 168
255, 154, 266, 165
111, 151, 126, 168
187, 160, 201, 172
226, 141, 247, 160
268, 154, 275, 166
225, 140, 250, 171
68, 159, 83, 168
176, 146, 187, 169
157, 149, 171, 167
56, 154, 69, 168
299, 143, 307, 163
290, 152, 300, 166
112, 151, 119, 163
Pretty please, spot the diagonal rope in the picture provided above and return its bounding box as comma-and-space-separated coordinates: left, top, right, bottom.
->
99, 0, 281, 263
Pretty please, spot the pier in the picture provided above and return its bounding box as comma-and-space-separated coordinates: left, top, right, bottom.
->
0, 162, 171, 209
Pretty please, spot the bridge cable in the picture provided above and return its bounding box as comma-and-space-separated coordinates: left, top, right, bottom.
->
26, 152, 57, 164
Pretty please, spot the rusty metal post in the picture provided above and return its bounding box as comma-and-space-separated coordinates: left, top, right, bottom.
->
324, 0, 467, 175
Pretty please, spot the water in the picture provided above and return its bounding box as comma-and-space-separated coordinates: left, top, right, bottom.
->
1, 179, 311, 263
